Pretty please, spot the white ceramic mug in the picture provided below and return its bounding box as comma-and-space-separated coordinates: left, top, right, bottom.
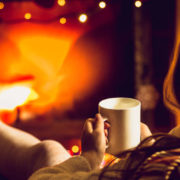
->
98, 97, 141, 155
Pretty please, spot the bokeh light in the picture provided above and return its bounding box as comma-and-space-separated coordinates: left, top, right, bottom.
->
24, 13, 32, 20
78, 14, 88, 23
99, 1, 106, 9
59, 17, 66, 24
135, 0, 142, 8
72, 145, 79, 153
0, 2, 4, 10
57, 0, 66, 6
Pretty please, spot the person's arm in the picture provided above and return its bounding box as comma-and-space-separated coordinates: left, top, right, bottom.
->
0, 120, 40, 179
29, 114, 108, 180
28, 155, 102, 180
0, 120, 70, 180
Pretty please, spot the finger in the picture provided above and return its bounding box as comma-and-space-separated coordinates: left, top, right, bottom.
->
94, 113, 104, 131
140, 122, 152, 141
104, 129, 108, 137
83, 118, 95, 134
105, 137, 109, 148
106, 138, 109, 145
104, 121, 111, 129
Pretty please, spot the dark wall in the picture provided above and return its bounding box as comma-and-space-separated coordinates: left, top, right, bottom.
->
65, 0, 135, 119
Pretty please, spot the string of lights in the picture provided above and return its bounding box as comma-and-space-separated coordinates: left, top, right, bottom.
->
0, 0, 108, 24
0, 0, 145, 25
135, 0, 142, 8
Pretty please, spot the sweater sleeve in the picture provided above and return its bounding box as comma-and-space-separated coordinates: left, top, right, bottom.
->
28, 156, 102, 180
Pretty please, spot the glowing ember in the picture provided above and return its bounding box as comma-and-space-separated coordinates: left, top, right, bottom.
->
0, 86, 38, 111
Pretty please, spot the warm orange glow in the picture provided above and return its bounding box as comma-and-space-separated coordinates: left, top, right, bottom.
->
0, 2, 4, 10
0, 22, 110, 115
0, 85, 38, 111
100, 153, 121, 168
78, 14, 88, 23
57, 0, 66, 6
59, 17, 66, 24
24, 13, 32, 20
135, 1, 142, 8
0, 24, 77, 113
163, 0, 180, 125
71, 145, 79, 153
99, 1, 106, 9
0, 110, 17, 125
0, 24, 79, 113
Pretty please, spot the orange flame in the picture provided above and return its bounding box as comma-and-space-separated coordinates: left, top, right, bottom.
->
0, 22, 110, 115
0, 85, 38, 111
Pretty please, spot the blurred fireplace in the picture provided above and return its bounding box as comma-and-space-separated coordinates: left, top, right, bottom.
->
0, 0, 134, 125
0, 0, 135, 150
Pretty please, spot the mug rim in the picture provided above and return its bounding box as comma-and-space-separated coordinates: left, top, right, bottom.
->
98, 97, 141, 110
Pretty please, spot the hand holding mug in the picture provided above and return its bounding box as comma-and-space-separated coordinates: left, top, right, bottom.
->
81, 114, 110, 169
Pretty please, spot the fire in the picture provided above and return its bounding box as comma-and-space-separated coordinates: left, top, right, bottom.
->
0, 0, 113, 121
0, 23, 110, 115
0, 85, 38, 111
